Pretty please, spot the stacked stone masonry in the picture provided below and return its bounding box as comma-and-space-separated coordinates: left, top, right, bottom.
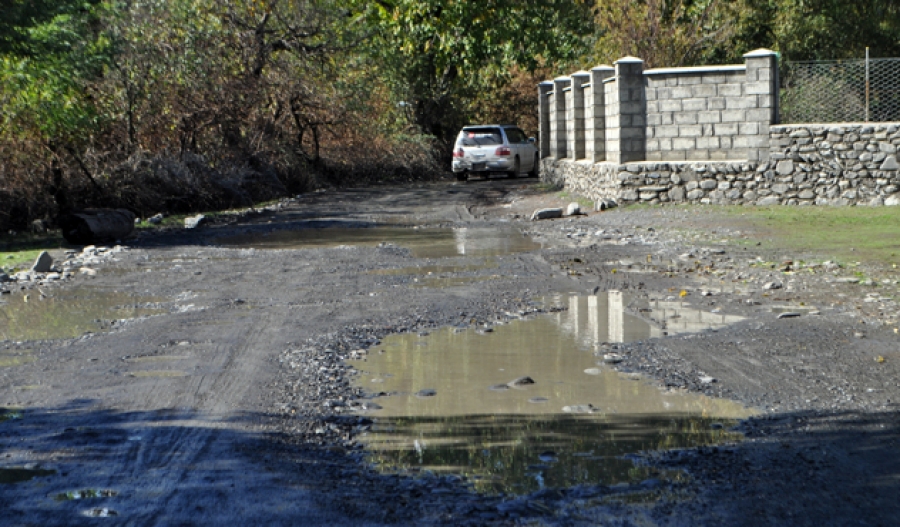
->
541, 123, 900, 207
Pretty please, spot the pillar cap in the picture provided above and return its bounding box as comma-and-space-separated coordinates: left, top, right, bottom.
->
614, 56, 644, 64
553, 76, 572, 82
743, 48, 777, 58
571, 70, 591, 77
591, 65, 614, 71
538, 81, 554, 86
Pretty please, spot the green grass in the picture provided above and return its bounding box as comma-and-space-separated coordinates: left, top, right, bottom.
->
727, 206, 900, 266
555, 191, 594, 209
0, 233, 70, 272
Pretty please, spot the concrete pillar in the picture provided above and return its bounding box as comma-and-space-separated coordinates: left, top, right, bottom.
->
743, 49, 779, 162
587, 66, 614, 162
538, 81, 553, 159
609, 57, 646, 163
569, 71, 590, 160
551, 76, 570, 158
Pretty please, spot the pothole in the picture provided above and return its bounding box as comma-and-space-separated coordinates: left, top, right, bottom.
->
215, 226, 542, 258
350, 292, 753, 495
0, 287, 166, 341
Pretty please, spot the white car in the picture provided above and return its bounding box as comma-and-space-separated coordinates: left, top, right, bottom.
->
451, 125, 539, 182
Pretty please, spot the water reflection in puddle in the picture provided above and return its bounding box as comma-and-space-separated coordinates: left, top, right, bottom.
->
351, 293, 753, 494
216, 226, 541, 258
0, 468, 56, 484
0, 287, 165, 341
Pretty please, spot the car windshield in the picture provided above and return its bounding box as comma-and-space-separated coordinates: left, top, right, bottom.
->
459, 127, 503, 146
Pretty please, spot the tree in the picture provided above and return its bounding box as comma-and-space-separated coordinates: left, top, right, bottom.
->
355, 0, 593, 143
591, 0, 732, 68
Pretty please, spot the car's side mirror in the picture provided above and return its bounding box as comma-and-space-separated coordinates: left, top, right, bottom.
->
528, 137, 536, 143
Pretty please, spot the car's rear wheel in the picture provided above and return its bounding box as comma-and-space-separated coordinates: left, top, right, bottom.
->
528, 154, 539, 178
508, 157, 520, 178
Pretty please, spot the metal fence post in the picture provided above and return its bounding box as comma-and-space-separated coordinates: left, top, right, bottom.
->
866, 47, 870, 122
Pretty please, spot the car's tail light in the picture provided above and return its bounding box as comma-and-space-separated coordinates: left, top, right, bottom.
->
453, 148, 464, 158
495, 147, 511, 156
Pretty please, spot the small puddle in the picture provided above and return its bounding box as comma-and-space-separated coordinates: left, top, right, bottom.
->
351, 292, 753, 494
0, 468, 56, 484
0, 408, 23, 422
0, 287, 165, 341
216, 226, 541, 258
55, 489, 118, 501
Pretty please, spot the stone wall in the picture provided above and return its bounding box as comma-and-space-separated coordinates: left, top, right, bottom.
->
541, 123, 900, 207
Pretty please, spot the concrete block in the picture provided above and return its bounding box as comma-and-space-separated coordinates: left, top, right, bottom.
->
647, 113, 663, 126
718, 84, 742, 97
709, 150, 730, 160
701, 74, 726, 84
757, 95, 772, 108
673, 113, 698, 125
672, 86, 693, 99
745, 81, 771, 95
646, 100, 659, 113
715, 123, 739, 135
698, 111, 722, 124
682, 98, 708, 111
721, 110, 747, 123
677, 75, 702, 85
692, 84, 717, 97
679, 125, 703, 137
621, 127, 645, 139
688, 150, 711, 160
697, 136, 721, 149
666, 150, 687, 161
726, 97, 757, 110
620, 102, 644, 114
708, 97, 726, 110
658, 138, 672, 151
739, 122, 760, 135
646, 151, 663, 161
660, 100, 682, 112
673, 137, 696, 150
746, 108, 772, 122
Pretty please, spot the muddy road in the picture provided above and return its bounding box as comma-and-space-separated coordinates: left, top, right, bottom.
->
2, 178, 899, 526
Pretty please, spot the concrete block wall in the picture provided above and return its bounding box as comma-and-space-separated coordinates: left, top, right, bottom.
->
644, 67, 751, 161
538, 49, 778, 164
585, 66, 614, 162
568, 71, 590, 160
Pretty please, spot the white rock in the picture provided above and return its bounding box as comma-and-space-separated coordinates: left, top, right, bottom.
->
565, 202, 582, 216
531, 208, 563, 221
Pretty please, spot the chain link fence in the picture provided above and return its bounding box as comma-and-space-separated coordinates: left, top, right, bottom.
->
780, 57, 900, 123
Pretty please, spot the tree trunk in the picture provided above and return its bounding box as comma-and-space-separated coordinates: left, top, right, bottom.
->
58, 209, 136, 245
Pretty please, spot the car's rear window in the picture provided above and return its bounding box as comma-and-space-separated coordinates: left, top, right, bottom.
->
459, 127, 503, 146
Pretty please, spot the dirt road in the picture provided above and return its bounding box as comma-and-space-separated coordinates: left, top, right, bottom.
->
2, 178, 899, 526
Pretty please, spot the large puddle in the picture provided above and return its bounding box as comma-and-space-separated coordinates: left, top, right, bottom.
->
216, 226, 542, 258
0, 287, 165, 341
350, 293, 753, 494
